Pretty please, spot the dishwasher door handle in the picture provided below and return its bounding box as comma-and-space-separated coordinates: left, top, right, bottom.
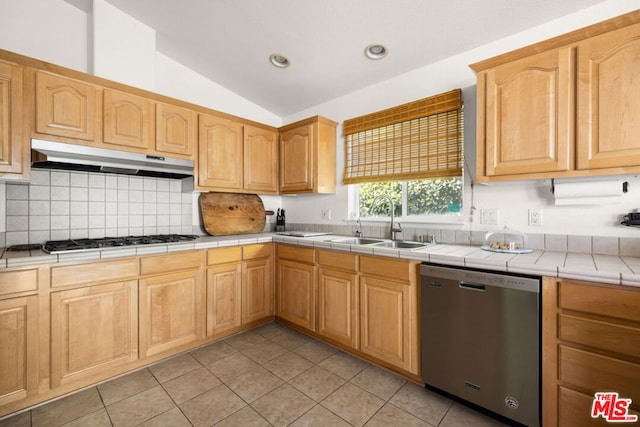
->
459, 281, 486, 291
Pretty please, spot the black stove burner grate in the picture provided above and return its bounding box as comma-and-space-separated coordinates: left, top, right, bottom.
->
43, 234, 199, 254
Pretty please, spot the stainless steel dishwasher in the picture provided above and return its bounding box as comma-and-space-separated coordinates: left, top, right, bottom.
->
420, 264, 540, 427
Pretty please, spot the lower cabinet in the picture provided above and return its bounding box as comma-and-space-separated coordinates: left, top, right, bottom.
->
543, 278, 640, 426
139, 251, 204, 358
242, 246, 274, 324
50, 280, 138, 388
276, 245, 317, 331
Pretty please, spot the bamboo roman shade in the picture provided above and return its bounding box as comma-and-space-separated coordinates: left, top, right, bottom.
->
343, 88, 463, 184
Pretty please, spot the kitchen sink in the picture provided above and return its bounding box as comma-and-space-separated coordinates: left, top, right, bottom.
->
329, 237, 431, 250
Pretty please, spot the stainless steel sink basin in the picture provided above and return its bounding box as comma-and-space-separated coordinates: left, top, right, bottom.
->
375, 240, 429, 250
329, 237, 384, 245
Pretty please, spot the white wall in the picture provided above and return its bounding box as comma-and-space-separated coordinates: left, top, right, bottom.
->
280, 0, 640, 238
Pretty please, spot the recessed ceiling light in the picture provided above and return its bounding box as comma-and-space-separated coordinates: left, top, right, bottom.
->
365, 44, 387, 60
269, 54, 290, 68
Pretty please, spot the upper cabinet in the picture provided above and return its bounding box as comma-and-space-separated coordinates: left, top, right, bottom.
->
156, 102, 197, 157
103, 89, 151, 151
279, 116, 337, 194
471, 12, 640, 182
0, 60, 27, 179
197, 113, 278, 194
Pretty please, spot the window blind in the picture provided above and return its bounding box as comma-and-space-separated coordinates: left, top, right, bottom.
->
343, 88, 463, 184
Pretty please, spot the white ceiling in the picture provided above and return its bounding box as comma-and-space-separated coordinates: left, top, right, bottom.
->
79, 0, 607, 117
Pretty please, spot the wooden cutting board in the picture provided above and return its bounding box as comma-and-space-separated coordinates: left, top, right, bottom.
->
199, 192, 267, 236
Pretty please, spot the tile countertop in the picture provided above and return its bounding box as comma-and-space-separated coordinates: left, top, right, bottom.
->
2, 233, 640, 288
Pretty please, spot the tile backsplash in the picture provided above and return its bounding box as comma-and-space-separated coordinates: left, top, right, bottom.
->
4, 169, 194, 247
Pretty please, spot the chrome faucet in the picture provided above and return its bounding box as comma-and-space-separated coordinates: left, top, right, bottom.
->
354, 218, 363, 237
368, 194, 402, 240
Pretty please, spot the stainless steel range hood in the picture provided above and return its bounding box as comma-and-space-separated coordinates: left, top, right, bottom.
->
31, 139, 194, 179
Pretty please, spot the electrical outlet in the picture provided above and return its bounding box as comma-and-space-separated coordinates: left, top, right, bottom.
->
321, 209, 332, 220
480, 208, 499, 225
528, 208, 543, 226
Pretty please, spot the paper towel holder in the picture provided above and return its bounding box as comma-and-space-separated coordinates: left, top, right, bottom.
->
550, 178, 628, 194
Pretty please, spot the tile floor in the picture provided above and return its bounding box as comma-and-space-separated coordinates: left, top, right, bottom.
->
0, 322, 507, 427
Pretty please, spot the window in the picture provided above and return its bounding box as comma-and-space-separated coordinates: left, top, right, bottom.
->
343, 89, 464, 221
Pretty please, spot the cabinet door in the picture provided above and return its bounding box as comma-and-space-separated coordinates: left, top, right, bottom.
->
198, 114, 243, 190
280, 123, 314, 192
36, 71, 97, 141
244, 125, 278, 194
50, 281, 138, 388
360, 275, 415, 373
276, 259, 316, 331
103, 89, 151, 150
139, 270, 202, 357
156, 102, 196, 157
242, 257, 273, 324
0, 61, 24, 175
0, 295, 38, 406
318, 267, 358, 349
206, 263, 241, 337
577, 23, 640, 170
482, 47, 573, 177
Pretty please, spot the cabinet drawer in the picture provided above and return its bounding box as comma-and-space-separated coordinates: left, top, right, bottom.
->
140, 251, 202, 275
207, 247, 242, 265
318, 250, 357, 272
560, 281, 640, 322
559, 345, 640, 404
277, 244, 315, 264
243, 244, 272, 260
52, 259, 138, 288
559, 314, 640, 359
558, 386, 635, 427
360, 256, 417, 283
0, 268, 38, 296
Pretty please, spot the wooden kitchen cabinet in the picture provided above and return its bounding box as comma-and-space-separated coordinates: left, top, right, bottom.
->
317, 250, 359, 349
0, 60, 27, 179
138, 251, 204, 358
103, 89, 152, 151
276, 244, 317, 331
50, 280, 138, 388
35, 71, 98, 141
241, 244, 274, 324
542, 278, 640, 426
278, 115, 337, 194
155, 102, 197, 158
472, 12, 640, 182
243, 125, 278, 194
206, 246, 242, 337
359, 256, 420, 375
198, 113, 243, 190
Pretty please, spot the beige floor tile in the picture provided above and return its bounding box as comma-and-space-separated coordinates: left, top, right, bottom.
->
269, 328, 313, 350
289, 365, 345, 402
350, 365, 406, 400
289, 404, 351, 427
162, 366, 222, 404
319, 351, 369, 380
321, 382, 385, 427
224, 329, 269, 352
137, 407, 192, 427
293, 340, 338, 364
251, 384, 315, 427
149, 353, 202, 383
60, 408, 111, 427
32, 387, 104, 427
214, 406, 271, 427
97, 368, 159, 405
252, 321, 288, 339
241, 340, 289, 365
262, 351, 314, 381
388, 382, 452, 425
106, 385, 175, 427
364, 403, 429, 427
180, 385, 246, 427
0, 411, 30, 427
190, 341, 238, 365
226, 366, 284, 403
439, 402, 509, 427
206, 353, 260, 383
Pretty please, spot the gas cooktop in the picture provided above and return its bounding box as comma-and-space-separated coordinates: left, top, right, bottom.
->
42, 234, 199, 254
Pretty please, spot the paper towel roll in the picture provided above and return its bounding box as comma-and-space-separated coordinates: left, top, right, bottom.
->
553, 178, 624, 205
